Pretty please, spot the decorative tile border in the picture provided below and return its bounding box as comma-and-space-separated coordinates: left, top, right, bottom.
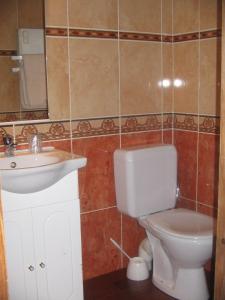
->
69, 29, 118, 39
45, 27, 68, 37
12, 114, 172, 144
174, 113, 220, 134
173, 32, 199, 43
0, 110, 48, 123
200, 29, 221, 40
119, 32, 161, 42
174, 114, 198, 131
0, 50, 17, 56
46, 27, 220, 43
199, 115, 220, 134
121, 114, 163, 133
0, 113, 219, 146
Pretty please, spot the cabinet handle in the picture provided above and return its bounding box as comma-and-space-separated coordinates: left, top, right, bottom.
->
39, 262, 45, 269
28, 265, 34, 271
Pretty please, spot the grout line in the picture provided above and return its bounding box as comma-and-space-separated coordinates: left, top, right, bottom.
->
160, 0, 164, 143
195, 0, 201, 212
80, 206, 117, 215
66, 0, 73, 154
117, 0, 123, 269
117, 0, 122, 149
172, 0, 175, 145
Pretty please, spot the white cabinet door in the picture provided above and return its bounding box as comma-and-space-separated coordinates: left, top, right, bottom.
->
4, 209, 38, 300
32, 201, 83, 300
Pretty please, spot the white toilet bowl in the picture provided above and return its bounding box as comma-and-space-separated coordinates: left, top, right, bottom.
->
139, 208, 213, 300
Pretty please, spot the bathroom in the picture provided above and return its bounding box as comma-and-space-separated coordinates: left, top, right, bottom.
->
0, 0, 224, 299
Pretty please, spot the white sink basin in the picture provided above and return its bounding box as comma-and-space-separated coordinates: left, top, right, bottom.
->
0, 148, 87, 194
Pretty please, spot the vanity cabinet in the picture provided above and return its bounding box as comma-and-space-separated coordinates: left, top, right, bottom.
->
1, 171, 83, 300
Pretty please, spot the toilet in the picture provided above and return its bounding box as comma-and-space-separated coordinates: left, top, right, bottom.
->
114, 144, 213, 300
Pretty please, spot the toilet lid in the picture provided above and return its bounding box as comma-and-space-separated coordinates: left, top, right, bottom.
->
141, 208, 214, 239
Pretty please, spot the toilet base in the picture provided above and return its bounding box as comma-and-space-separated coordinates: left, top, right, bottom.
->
152, 267, 209, 300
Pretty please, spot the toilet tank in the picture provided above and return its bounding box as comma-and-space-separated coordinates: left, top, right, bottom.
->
114, 145, 177, 218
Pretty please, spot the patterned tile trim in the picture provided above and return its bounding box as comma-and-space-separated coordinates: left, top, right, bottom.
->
120, 32, 161, 42
13, 114, 172, 143
173, 32, 199, 43
121, 115, 162, 133
0, 110, 48, 123
69, 29, 118, 39
199, 115, 220, 134
174, 114, 198, 131
72, 118, 119, 137
0, 49, 17, 56
45, 27, 219, 43
45, 27, 68, 37
3, 114, 219, 146
174, 113, 220, 134
200, 29, 221, 40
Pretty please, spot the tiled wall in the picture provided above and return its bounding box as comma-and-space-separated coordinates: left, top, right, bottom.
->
0, 0, 221, 280
172, 0, 221, 218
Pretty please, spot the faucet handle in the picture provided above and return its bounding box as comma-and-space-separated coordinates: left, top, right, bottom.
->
3, 135, 13, 146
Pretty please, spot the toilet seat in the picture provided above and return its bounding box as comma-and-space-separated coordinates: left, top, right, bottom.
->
140, 208, 213, 240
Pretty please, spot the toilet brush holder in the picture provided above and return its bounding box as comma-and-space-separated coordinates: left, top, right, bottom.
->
126, 257, 149, 281
110, 238, 149, 281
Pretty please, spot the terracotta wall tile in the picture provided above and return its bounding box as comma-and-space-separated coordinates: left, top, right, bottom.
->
69, 39, 119, 119
120, 41, 162, 115
200, 38, 221, 116
45, 0, 68, 27
173, 0, 200, 34
176, 197, 196, 211
69, 0, 118, 30
121, 131, 162, 147
163, 130, 173, 144
81, 208, 121, 280
198, 133, 219, 208
72, 135, 120, 212
122, 214, 146, 267
119, 0, 161, 33
174, 42, 199, 114
174, 130, 198, 200
197, 203, 217, 219
200, 0, 222, 31
46, 37, 70, 120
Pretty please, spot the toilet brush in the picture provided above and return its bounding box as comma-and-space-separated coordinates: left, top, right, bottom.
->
110, 238, 131, 260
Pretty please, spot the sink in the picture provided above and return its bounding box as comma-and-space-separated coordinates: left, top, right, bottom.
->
0, 147, 87, 194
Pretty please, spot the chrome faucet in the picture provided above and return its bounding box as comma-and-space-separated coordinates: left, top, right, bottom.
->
3, 135, 16, 157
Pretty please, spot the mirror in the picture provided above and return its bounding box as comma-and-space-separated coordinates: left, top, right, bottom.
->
0, 0, 48, 123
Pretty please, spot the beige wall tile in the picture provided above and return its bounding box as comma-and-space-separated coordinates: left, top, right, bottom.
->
69, 0, 118, 30
70, 38, 119, 119
46, 37, 70, 120
45, 0, 68, 27
162, 0, 172, 34
163, 44, 173, 112
120, 41, 162, 115
119, 0, 161, 33
18, 0, 44, 28
173, 0, 199, 34
174, 42, 199, 113
0, 0, 17, 49
0, 57, 20, 112
200, 38, 221, 116
200, 0, 221, 31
